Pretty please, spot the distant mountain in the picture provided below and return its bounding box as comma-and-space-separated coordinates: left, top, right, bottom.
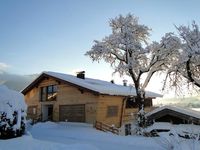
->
156, 96, 200, 109
0, 72, 38, 91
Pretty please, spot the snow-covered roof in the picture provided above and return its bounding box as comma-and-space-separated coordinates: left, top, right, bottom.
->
22, 71, 162, 98
145, 122, 200, 134
145, 122, 172, 132
146, 105, 200, 119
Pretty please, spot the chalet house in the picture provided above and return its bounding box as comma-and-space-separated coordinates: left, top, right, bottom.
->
22, 71, 161, 135
146, 105, 200, 125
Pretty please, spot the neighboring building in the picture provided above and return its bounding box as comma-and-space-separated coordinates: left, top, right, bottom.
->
146, 105, 200, 125
22, 71, 161, 134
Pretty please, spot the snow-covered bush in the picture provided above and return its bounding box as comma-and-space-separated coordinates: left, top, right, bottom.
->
0, 85, 27, 139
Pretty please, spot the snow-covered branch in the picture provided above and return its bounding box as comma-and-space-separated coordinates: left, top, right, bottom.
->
163, 22, 200, 90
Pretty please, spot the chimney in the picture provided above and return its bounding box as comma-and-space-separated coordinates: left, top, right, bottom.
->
76, 71, 85, 79
123, 80, 127, 86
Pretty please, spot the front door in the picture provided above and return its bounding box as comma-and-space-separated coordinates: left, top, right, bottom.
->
42, 105, 53, 121
47, 105, 53, 120
125, 124, 132, 135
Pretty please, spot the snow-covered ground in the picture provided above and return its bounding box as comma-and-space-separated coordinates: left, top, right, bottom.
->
0, 122, 200, 150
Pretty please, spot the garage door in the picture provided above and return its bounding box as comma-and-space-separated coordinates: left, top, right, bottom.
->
59, 105, 85, 122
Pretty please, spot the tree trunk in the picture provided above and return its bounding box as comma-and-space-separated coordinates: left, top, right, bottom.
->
129, 70, 146, 127
135, 89, 146, 127
135, 94, 144, 111
134, 85, 145, 111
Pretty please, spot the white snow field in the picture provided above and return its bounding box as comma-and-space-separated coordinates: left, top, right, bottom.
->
0, 122, 200, 150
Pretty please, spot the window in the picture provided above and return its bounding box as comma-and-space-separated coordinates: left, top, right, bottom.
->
144, 98, 152, 107
125, 97, 137, 108
41, 85, 57, 101
125, 97, 152, 108
33, 107, 36, 114
107, 106, 118, 117
27, 106, 37, 116
41, 87, 47, 101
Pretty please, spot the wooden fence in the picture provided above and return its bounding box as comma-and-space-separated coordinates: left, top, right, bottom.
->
94, 121, 119, 135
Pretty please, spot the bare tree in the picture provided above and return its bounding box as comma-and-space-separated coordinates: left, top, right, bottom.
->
85, 14, 180, 126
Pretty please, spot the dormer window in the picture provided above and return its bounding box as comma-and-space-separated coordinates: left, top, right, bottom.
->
41, 85, 57, 101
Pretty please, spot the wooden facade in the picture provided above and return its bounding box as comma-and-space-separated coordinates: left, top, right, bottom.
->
23, 72, 156, 129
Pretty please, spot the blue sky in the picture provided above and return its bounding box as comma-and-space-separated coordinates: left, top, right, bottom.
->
0, 0, 200, 91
